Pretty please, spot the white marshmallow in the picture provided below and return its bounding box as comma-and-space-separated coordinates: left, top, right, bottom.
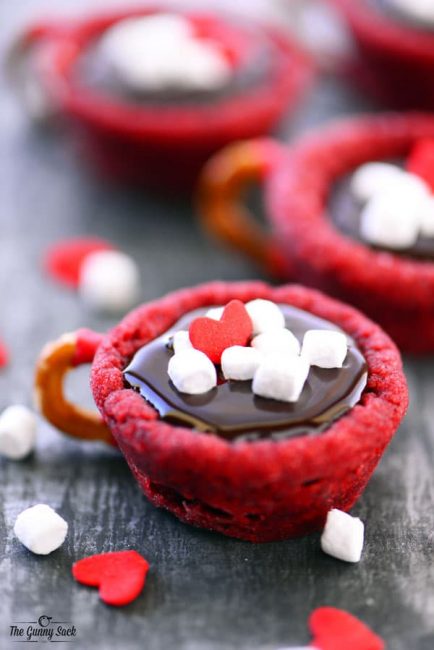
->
416, 195, 434, 237
389, 0, 434, 25
14, 504, 68, 555
245, 299, 285, 335
168, 349, 217, 395
100, 13, 230, 92
172, 330, 193, 354
79, 250, 140, 314
351, 163, 407, 203
221, 346, 262, 381
0, 405, 37, 460
252, 355, 310, 403
252, 328, 300, 357
301, 330, 348, 369
360, 190, 422, 250
206, 306, 224, 321
321, 508, 364, 563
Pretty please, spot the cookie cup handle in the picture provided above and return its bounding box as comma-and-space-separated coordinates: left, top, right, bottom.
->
34, 329, 116, 446
197, 139, 289, 278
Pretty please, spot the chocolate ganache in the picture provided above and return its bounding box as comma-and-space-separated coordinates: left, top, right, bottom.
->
123, 305, 367, 442
329, 161, 434, 260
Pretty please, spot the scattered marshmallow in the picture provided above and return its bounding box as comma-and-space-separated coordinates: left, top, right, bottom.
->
0, 405, 37, 460
321, 508, 364, 563
206, 306, 224, 321
252, 328, 300, 357
301, 330, 348, 369
252, 355, 310, 403
389, 0, 434, 25
245, 299, 285, 335
351, 163, 408, 203
360, 190, 422, 250
78, 250, 140, 314
168, 348, 217, 394
221, 346, 262, 381
101, 13, 231, 92
172, 330, 193, 354
14, 504, 68, 555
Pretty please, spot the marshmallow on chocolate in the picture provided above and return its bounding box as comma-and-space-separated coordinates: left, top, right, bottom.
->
302, 330, 348, 369
252, 354, 310, 403
221, 346, 262, 381
252, 328, 300, 357
168, 348, 217, 394
101, 13, 231, 93
245, 299, 285, 335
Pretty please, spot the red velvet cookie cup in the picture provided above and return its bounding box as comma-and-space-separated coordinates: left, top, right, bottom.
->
330, 0, 434, 109
9, 7, 313, 193
199, 115, 434, 353
71, 281, 407, 543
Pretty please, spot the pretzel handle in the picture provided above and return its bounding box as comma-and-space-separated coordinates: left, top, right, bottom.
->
34, 329, 115, 446
197, 139, 290, 278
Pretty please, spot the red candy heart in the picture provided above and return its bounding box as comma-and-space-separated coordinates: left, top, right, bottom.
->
407, 139, 434, 192
44, 238, 113, 288
310, 607, 384, 650
0, 338, 9, 368
189, 299, 253, 363
72, 551, 149, 607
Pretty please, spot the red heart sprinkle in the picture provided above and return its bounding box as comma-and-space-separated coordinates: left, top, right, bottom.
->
310, 607, 384, 650
0, 338, 9, 368
407, 139, 434, 192
72, 551, 149, 607
44, 238, 114, 288
189, 300, 253, 363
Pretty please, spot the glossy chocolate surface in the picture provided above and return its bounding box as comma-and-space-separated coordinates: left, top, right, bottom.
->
123, 305, 367, 442
329, 163, 434, 259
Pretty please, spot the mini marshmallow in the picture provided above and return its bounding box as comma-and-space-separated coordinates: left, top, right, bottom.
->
252, 355, 310, 403
79, 250, 140, 314
360, 190, 422, 250
351, 163, 408, 203
172, 330, 193, 354
14, 504, 68, 555
245, 299, 285, 335
101, 14, 230, 92
206, 306, 224, 321
221, 346, 262, 381
301, 330, 348, 369
168, 349, 217, 395
321, 508, 364, 563
0, 405, 37, 460
252, 328, 300, 357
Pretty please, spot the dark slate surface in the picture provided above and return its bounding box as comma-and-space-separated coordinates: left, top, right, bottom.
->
1, 2, 433, 649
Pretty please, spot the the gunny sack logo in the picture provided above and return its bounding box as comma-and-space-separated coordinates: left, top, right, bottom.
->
9, 615, 77, 643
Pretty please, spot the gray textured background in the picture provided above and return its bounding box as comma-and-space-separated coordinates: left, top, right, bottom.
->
0, 2, 433, 649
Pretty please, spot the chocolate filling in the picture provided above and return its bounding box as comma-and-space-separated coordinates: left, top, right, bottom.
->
75, 24, 276, 106
328, 161, 434, 260
123, 305, 367, 442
